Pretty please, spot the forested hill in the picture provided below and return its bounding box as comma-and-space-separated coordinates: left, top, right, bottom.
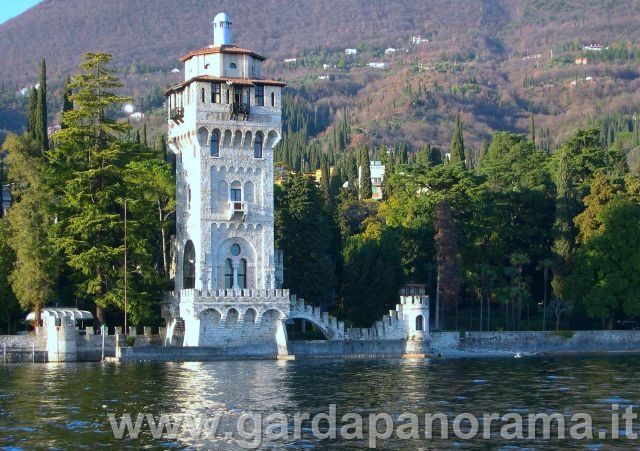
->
2, 0, 640, 83
2, 0, 640, 152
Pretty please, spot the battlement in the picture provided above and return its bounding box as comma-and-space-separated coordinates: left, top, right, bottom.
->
399, 295, 429, 306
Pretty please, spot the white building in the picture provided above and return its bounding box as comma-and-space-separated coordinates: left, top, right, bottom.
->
162, 12, 291, 355
345, 48, 358, 55
367, 62, 386, 69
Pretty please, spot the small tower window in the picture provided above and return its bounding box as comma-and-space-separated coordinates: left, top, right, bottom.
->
187, 185, 191, 210
211, 82, 221, 103
254, 133, 263, 159
224, 258, 233, 289
254, 85, 264, 106
201, 87, 205, 103
416, 315, 424, 331
183, 240, 196, 289
238, 258, 247, 289
210, 131, 220, 157
230, 62, 237, 69
271, 92, 275, 107
230, 183, 242, 202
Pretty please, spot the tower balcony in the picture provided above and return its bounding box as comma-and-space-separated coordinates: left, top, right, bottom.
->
228, 201, 247, 220
170, 107, 184, 123
230, 102, 250, 120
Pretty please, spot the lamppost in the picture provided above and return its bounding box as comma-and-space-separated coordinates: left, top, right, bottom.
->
124, 199, 128, 335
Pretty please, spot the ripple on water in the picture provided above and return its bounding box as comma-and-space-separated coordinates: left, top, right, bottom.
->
596, 397, 632, 405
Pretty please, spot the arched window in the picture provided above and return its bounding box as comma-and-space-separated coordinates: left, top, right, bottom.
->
230, 62, 237, 69
416, 315, 424, 331
238, 258, 247, 289
210, 131, 219, 157
271, 92, 275, 107
183, 240, 196, 289
254, 133, 263, 158
224, 258, 233, 289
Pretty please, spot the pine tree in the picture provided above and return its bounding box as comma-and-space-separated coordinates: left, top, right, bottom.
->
449, 112, 465, 164
51, 52, 132, 326
35, 59, 49, 152
359, 144, 372, 200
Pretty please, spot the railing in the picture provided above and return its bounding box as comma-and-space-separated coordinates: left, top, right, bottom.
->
170, 107, 184, 122
228, 201, 246, 220
229, 102, 250, 120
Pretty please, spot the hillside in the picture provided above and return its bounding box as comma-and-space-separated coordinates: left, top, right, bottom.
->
1, 0, 640, 155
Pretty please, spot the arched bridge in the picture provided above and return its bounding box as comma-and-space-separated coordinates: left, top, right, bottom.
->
288, 296, 346, 340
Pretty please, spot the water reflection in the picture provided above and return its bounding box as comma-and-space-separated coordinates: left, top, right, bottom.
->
0, 355, 639, 449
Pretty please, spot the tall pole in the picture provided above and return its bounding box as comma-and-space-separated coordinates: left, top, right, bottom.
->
124, 199, 128, 335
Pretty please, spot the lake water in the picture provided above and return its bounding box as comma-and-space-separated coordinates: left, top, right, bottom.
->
1, 355, 639, 449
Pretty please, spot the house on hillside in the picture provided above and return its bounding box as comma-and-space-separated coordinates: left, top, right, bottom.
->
367, 62, 386, 69
358, 160, 385, 200
345, 48, 357, 55
385, 48, 396, 55
284, 58, 297, 63
575, 57, 588, 65
584, 44, 606, 51
412, 36, 429, 45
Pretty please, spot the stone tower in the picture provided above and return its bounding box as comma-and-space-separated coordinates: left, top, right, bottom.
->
162, 13, 291, 353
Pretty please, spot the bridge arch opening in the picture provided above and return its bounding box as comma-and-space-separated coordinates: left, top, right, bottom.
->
286, 318, 329, 341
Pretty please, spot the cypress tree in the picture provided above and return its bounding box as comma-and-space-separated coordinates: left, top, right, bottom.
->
359, 145, 372, 200
60, 75, 73, 129
320, 154, 330, 200
27, 87, 38, 138
530, 112, 536, 144
35, 59, 49, 152
449, 112, 465, 164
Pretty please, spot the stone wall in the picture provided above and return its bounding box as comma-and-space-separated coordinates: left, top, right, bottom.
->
119, 342, 278, 362
288, 339, 426, 358
460, 330, 640, 353
428, 330, 640, 354
0, 334, 47, 363
75, 333, 117, 361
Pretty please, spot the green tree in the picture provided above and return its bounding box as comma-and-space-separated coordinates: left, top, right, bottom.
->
51, 52, 131, 325
434, 200, 461, 329
3, 134, 58, 325
319, 153, 330, 201
275, 175, 336, 309
0, 217, 20, 334
60, 75, 73, 130
566, 196, 640, 328
449, 112, 465, 165
35, 59, 49, 152
27, 87, 37, 138
574, 172, 617, 244
359, 144, 372, 200
339, 227, 403, 326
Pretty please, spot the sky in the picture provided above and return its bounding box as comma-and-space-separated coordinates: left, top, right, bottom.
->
0, 0, 42, 25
